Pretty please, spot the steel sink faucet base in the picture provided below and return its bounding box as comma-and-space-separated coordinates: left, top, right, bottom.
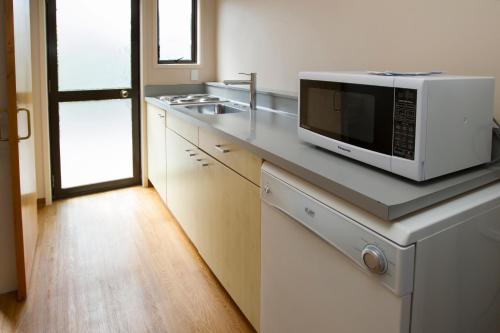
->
223, 73, 257, 110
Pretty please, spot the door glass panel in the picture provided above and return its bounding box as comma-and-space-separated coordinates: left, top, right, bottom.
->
59, 99, 133, 189
56, 0, 131, 91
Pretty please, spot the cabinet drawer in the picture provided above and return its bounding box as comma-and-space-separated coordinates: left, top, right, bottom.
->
199, 127, 262, 185
167, 114, 198, 145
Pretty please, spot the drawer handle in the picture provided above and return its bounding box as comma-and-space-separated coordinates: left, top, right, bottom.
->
185, 149, 197, 157
196, 158, 209, 167
214, 144, 230, 154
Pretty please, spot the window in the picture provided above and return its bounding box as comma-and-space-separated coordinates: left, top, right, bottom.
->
157, 0, 197, 64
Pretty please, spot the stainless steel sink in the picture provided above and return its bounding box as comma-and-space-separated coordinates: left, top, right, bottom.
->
184, 104, 247, 115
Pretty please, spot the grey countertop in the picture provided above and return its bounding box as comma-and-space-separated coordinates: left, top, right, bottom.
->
145, 96, 500, 221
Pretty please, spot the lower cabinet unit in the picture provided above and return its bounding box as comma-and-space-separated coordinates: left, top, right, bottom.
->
198, 150, 261, 329
166, 126, 261, 330
147, 104, 167, 203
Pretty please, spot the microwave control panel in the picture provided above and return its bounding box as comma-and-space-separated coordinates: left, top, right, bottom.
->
393, 88, 417, 160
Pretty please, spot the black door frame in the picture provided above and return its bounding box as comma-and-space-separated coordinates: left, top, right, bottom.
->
46, 0, 141, 199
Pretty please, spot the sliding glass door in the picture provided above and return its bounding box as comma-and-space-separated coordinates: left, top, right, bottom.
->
46, 0, 141, 199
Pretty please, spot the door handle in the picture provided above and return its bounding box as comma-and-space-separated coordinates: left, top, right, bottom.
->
0, 109, 7, 142
121, 90, 130, 98
17, 108, 31, 141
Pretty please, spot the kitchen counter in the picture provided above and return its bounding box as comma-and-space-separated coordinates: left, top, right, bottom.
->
145, 96, 500, 221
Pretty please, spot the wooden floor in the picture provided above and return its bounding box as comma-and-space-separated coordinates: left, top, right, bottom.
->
0, 187, 254, 333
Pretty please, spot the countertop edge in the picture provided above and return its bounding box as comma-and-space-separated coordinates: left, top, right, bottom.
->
388, 169, 500, 219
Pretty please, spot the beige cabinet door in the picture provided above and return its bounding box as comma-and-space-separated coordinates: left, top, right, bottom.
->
166, 128, 200, 244
189, 148, 214, 260
147, 104, 167, 203
199, 153, 261, 329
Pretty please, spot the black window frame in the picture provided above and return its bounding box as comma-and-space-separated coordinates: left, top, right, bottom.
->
157, 0, 198, 64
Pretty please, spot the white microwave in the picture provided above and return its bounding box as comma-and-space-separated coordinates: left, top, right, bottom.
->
298, 72, 495, 181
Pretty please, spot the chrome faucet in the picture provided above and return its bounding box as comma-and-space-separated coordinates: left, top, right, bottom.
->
223, 73, 257, 110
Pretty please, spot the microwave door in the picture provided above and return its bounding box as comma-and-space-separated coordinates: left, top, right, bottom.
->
341, 92, 376, 145
300, 79, 394, 156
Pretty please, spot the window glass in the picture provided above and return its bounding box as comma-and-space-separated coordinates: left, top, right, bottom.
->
158, 0, 197, 63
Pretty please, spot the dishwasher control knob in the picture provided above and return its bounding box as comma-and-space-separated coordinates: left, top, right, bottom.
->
362, 245, 388, 274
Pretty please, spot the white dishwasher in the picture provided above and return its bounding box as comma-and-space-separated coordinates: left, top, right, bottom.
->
261, 161, 500, 333
260, 163, 415, 333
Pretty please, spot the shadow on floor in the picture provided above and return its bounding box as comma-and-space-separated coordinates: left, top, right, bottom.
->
0, 291, 25, 333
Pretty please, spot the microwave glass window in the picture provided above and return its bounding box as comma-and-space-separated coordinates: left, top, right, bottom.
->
300, 80, 394, 155
305, 88, 375, 144
339, 91, 375, 144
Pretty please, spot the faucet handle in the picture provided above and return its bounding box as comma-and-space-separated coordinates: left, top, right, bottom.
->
238, 72, 255, 76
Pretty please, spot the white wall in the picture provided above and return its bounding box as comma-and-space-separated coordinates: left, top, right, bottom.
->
0, 0, 19, 293
215, 0, 500, 119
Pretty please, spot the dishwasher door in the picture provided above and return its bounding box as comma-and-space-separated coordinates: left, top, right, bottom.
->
261, 165, 414, 333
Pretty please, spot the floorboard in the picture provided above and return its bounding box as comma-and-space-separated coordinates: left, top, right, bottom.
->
0, 187, 254, 333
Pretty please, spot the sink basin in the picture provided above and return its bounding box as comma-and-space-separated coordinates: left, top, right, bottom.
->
185, 104, 247, 115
